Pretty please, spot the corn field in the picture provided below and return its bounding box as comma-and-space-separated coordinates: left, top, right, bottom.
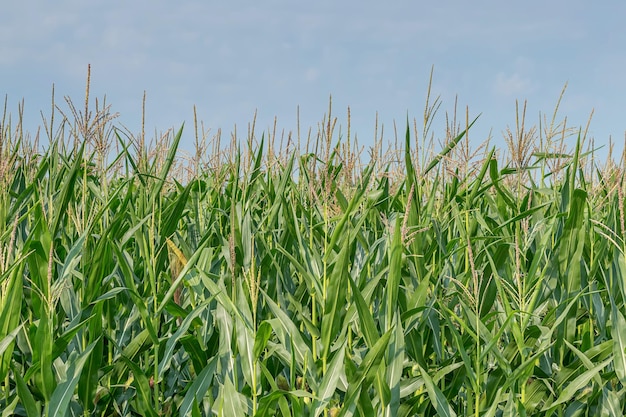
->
2, 81, 626, 416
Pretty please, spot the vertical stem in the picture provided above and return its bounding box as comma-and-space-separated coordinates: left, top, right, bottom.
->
322, 201, 328, 377
148, 202, 160, 412
311, 202, 318, 363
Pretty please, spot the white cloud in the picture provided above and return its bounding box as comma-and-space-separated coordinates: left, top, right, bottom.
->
493, 72, 534, 97
304, 68, 320, 82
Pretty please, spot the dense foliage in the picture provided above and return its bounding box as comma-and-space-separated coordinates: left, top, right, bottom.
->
1, 86, 625, 416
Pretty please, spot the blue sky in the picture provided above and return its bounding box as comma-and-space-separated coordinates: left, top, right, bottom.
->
2, 1, 625, 160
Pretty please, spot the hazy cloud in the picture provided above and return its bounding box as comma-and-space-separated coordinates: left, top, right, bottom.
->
0, 0, 624, 154
493, 73, 534, 97
304, 68, 320, 82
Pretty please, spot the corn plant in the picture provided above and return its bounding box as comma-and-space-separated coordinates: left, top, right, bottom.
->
1, 75, 626, 416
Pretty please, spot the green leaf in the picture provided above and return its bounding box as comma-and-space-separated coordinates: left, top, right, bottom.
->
46, 340, 98, 417
543, 356, 612, 411
324, 166, 373, 261
386, 315, 404, 416
255, 389, 314, 417
338, 329, 393, 417
611, 307, 626, 385
158, 300, 211, 379
262, 291, 313, 375
385, 216, 403, 331
253, 321, 273, 359
78, 308, 103, 412
235, 312, 257, 389
120, 356, 159, 417
1, 396, 19, 417
0, 324, 23, 357
417, 364, 457, 417
35, 311, 55, 402
347, 274, 379, 348
218, 376, 246, 417
0, 265, 24, 381
423, 115, 479, 176
14, 364, 41, 417
179, 357, 218, 417
312, 341, 346, 417
321, 237, 351, 362
150, 124, 184, 203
